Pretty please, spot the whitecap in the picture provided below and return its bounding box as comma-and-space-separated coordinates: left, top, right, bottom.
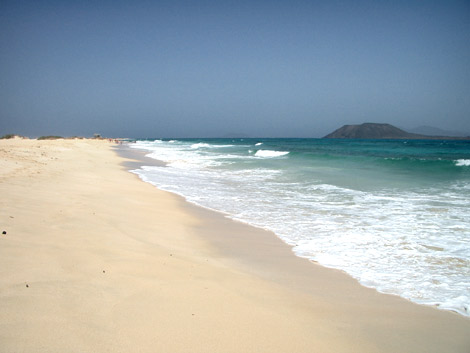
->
255, 150, 289, 158
190, 143, 235, 149
191, 143, 211, 149
455, 159, 470, 167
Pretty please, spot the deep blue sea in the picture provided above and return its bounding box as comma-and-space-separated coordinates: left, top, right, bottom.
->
129, 138, 470, 317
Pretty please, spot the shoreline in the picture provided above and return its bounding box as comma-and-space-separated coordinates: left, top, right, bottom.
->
1, 138, 469, 353
118, 143, 469, 318
117, 144, 470, 335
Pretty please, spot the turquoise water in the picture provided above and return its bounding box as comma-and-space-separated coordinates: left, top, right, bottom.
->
130, 138, 470, 316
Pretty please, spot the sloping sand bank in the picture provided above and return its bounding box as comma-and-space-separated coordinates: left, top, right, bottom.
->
1, 138, 469, 353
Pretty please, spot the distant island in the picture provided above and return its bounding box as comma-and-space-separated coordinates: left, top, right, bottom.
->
323, 123, 470, 140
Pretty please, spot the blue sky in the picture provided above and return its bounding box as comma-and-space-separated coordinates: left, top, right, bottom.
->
1, 0, 469, 137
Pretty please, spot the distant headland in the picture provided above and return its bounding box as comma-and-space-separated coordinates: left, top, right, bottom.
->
324, 123, 470, 140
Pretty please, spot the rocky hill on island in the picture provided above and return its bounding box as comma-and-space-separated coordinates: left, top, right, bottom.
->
323, 123, 469, 140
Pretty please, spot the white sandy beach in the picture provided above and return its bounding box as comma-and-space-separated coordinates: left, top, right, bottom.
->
0, 138, 469, 353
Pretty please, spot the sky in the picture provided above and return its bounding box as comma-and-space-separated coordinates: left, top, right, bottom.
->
1, 0, 469, 138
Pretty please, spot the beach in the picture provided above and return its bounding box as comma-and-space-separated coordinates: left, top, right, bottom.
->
0, 138, 469, 353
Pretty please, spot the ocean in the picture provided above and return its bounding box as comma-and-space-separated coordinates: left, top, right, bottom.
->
128, 138, 470, 317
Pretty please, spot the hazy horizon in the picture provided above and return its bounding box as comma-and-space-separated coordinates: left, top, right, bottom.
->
3, 122, 469, 140
1, 1, 469, 138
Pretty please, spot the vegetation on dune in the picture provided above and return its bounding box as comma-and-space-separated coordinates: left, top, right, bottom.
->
1, 134, 22, 139
37, 136, 63, 140
1, 134, 102, 140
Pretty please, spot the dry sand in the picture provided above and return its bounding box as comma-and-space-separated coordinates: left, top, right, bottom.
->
0, 138, 469, 353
